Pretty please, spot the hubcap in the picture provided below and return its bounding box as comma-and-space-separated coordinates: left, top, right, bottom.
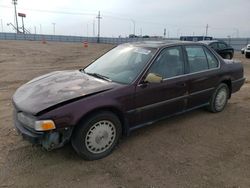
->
85, 120, 116, 154
215, 88, 227, 111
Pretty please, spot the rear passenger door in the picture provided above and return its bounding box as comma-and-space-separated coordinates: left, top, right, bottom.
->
184, 45, 220, 109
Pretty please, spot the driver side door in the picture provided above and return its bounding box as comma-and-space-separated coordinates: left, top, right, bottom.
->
133, 46, 188, 126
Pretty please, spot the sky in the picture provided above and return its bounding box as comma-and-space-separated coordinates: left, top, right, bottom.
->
0, 0, 249, 38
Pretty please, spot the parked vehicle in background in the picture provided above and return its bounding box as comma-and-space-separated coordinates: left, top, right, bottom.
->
12, 41, 245, 160
180, 36, 213, 42
200, 40, 234, 59
244, 44, 250, 58
241, 46, 246, 54
129, 34, 138, 38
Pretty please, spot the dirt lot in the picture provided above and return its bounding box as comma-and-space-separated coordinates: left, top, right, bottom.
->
0, 40, 250, 188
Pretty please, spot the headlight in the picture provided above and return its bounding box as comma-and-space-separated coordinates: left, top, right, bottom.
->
35, 120, 56, 131
17, 112, 56, 131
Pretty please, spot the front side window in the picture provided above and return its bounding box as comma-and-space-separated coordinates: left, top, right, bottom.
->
84, 44, 156, 84
185, 46, 209, 73
149, 46, 184, 79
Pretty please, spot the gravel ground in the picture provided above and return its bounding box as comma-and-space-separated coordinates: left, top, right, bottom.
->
0, 40, 250, 188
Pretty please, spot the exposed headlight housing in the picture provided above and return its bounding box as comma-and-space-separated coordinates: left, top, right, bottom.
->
17, 112, 56, 131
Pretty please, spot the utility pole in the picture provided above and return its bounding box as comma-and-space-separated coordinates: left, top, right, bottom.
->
164, 28, 166, 38
96, 11, 102, 43
52, 23, 56, 35
87, 24, 89, 37
93, 19, 95, 36
205, 24, 209, 37
12, 0, 19, 33
34, 26, 36, 34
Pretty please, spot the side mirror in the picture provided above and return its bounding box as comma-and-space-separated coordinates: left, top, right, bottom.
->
144, 73, 163, 83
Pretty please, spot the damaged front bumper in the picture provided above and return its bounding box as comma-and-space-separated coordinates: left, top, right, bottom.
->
13, 109, 73, 151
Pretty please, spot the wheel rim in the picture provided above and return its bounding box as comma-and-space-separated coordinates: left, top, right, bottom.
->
215, 88, 227, 111
85, 120, 116, 154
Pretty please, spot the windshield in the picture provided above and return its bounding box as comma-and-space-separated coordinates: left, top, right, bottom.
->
84, 44, 156, 84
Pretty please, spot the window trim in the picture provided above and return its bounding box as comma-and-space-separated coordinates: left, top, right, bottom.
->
202, 46, 219, 69
137, 44, 221, 84
185, 45, 210, 74
161, 45, 221, 81
145, 45, 186, 80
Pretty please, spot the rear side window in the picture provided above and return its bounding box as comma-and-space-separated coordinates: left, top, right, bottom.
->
203, 48, 219, 69
218, 42, 227, 49
185, 46, 208, 73
210, 43, 218, 49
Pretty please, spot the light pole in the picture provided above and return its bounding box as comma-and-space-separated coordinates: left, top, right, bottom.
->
1, 19, 3, 32
93, 19, 95, 37
18, 13, 26, 34
131, 19, 135, 35
177, 28, 181, 38
96, 11, 102, 43
12, 0, 19, 33
40, 24, 42, 34
52, 23, 56, 35
233, 28, 239, 38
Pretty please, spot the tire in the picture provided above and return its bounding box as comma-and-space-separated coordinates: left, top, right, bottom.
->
208, 83, 229, 113
71, 111, 122, 160
246, 53, 250, 59
224, 53, 232, 60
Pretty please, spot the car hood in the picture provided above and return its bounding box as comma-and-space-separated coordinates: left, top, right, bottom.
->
13, 70, 117, 115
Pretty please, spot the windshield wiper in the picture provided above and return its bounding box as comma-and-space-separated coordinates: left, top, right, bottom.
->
85, 72, 112, 82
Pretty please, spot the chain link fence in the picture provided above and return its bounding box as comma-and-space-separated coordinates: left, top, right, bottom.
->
0, 32, 249, 50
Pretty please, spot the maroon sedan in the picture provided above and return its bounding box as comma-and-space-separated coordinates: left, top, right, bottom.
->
13, 41, 245, 160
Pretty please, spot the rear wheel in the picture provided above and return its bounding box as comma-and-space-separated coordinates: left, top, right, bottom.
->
208, 83, 229, 113
71, 111, 122, 160
246, 53, 250, 59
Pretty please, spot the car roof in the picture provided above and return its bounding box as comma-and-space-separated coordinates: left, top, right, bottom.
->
199, 40, 221, 45
125, 40, 201, 49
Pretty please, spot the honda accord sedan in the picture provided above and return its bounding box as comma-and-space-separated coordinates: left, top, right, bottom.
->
13, 41, 245, 160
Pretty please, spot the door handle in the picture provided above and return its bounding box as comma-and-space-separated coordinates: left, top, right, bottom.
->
176, 82, 186, 87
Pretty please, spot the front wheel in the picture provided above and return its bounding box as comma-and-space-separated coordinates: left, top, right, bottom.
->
71, 111, 122, 160
208, 83, 229, 113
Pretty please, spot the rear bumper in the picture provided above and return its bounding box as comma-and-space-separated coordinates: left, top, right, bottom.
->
232, 77, 245, 93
